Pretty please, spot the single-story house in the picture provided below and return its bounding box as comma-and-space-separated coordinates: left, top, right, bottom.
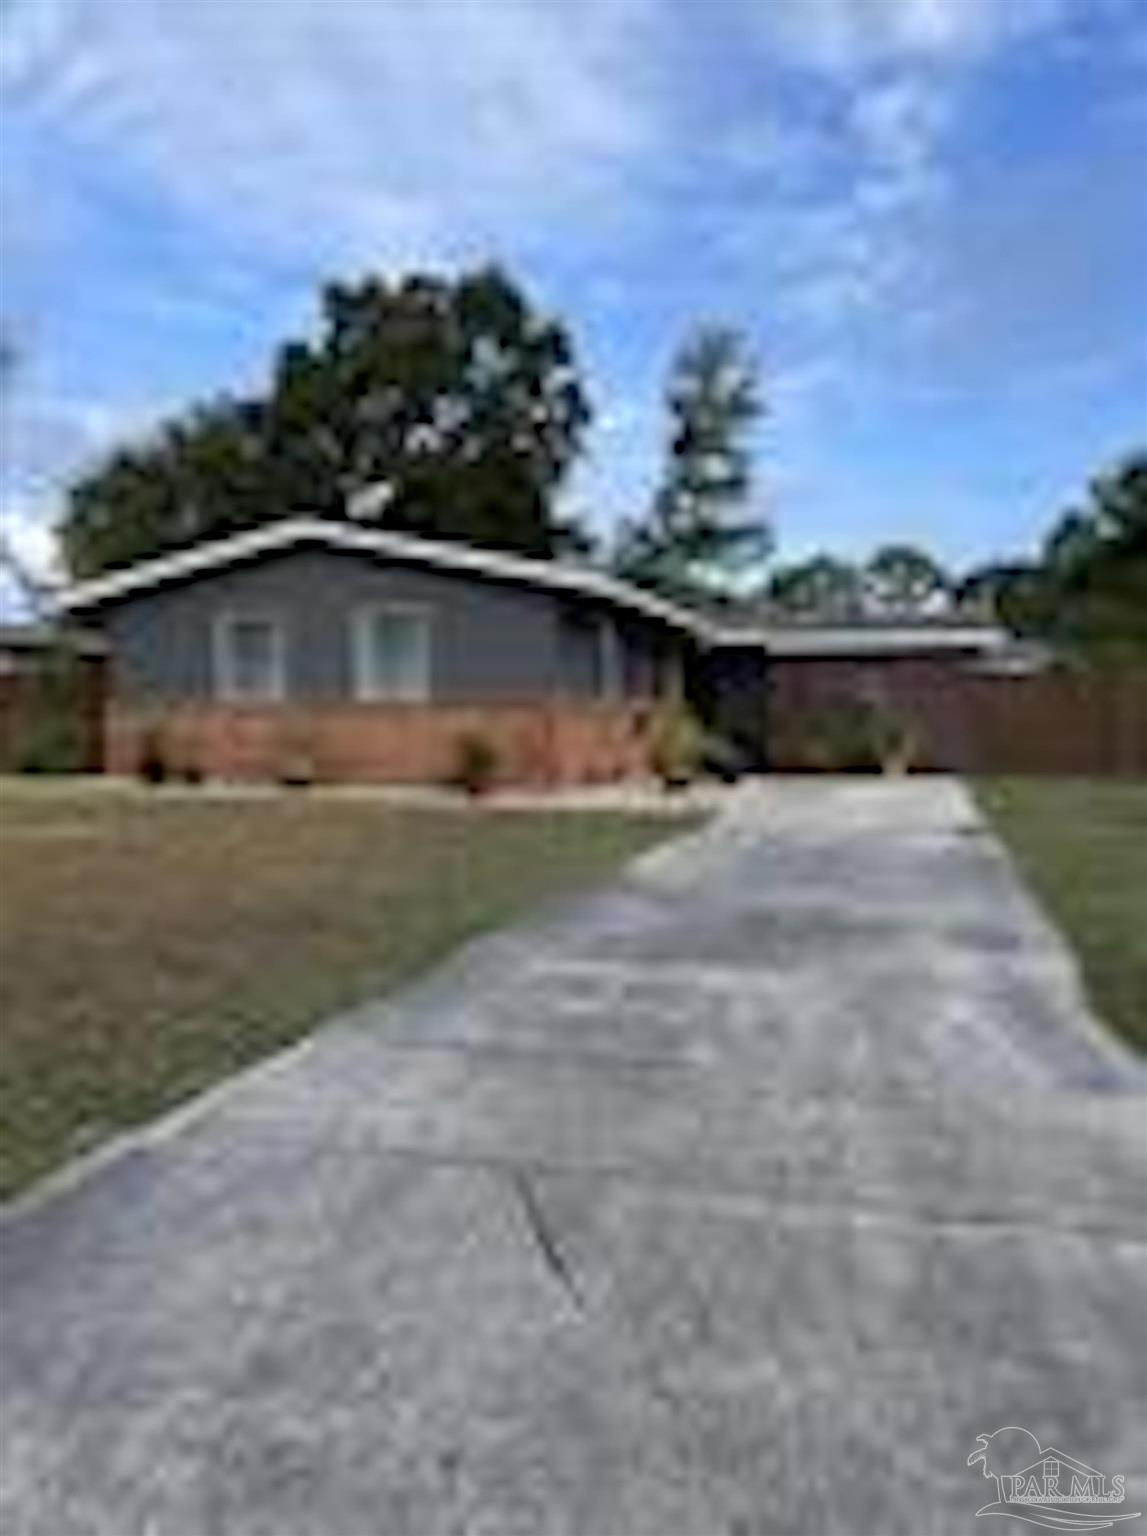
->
57, 516, 1008, 784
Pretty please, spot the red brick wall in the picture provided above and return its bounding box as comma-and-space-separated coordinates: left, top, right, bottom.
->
767, 655, 1147, 775
104, 699, 657, 786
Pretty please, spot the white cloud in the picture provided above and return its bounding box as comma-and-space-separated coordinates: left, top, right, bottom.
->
0, 501, 59, 574
0, 388, 166, 612
755, 0, 1071, 74
2, 0, 660, 261
723, 9, 1011, 348
0, 499, 63, 619
1, 391, 161, 488
849, 73, 951, 177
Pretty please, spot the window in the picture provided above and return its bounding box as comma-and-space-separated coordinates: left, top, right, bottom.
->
559, 607, 623, 699
212, 612, 285, 701
597, 618, 622, 700
351, 605, 432, 700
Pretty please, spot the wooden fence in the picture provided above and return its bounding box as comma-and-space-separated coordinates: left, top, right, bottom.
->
766, 658, 1147, 776
0, 648, 107, 773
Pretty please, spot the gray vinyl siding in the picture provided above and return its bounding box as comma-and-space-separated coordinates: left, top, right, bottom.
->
556, 605, 604, 698
92, 543, 682, 704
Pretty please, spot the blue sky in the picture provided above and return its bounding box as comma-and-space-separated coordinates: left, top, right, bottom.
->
2, 0, 1145, 597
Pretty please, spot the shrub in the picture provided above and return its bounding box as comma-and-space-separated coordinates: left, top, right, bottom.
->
800, 693, 920, 774
449, 731, 500, 797
11, 648, 90, 774
649, 696, 705, 790
136, 725, 169, 785
276, 716, 318, 788
701, 732, 750, 784
869, 707, 919, 774
14, 717, 87, 775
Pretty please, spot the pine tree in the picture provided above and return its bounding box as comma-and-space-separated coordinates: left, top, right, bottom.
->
618, 325, 770, 598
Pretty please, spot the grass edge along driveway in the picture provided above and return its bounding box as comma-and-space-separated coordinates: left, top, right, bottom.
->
975, 776, 1147, 1055
0, 785, 692, 1198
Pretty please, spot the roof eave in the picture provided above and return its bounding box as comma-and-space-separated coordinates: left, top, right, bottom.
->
55, 517, 712, 640
707, 624, 1009, 655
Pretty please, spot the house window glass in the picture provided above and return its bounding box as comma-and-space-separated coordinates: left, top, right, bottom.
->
352, 606, 431, 700
597, 619, 622, 699
559, 607, 626, 698
214, 613, 284, 700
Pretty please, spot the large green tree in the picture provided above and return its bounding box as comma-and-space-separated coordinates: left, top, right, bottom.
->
865, 543, 948, 614
1038, 451, 1147, 663
956, 450, 1147, 664
616, 325, 770, 598
60, 266, 592, 577
767, 554, 863, 620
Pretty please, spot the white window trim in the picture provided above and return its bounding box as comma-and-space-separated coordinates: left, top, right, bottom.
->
350, 602, 433, 702
211, 610, 287, 702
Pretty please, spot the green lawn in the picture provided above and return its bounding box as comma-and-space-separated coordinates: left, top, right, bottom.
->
0, 784, 688, 1197
976, 778, 1147, 1053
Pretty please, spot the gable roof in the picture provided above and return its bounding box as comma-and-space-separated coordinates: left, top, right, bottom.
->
55, 516, 1007, 656
56, 517, 713, 639
1015, 1450, 1104, 1481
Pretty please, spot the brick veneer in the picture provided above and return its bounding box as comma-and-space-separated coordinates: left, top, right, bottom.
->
104, 699, 658, 786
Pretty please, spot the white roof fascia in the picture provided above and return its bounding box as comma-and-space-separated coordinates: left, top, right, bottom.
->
56, 517, 712, 639
708, 624, 1008, 655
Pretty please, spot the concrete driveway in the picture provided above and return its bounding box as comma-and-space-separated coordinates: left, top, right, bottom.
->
2, 779, 1145, 1536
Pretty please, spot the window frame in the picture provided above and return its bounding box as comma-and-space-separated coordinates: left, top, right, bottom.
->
596, 615, 623, 701
349, 602, 433, 702
211, 609, 287, 703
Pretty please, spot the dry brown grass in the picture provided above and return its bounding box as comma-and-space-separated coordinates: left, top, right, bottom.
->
0, 784, 683, 1196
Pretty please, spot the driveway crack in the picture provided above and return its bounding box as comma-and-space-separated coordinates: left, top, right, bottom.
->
508, 1169, 586, 1316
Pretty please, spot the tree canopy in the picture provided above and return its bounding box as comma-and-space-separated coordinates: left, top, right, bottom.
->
864, 544, 948, 614
958, 450, 1147, 664
60, 267, 592, 578
615, 325, 770, 599
767, 554, 863, 619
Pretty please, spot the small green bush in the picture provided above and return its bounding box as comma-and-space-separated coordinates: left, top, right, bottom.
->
11, 647, 90, 774
276, 716, 319, 788
14, 717, 87, 775
800, 694, 919, 774
869, 706, 919, 774
449, 731, 500, 797
649, 696, 705, 789
136, 725, 169, 785
701, 732, 750, 784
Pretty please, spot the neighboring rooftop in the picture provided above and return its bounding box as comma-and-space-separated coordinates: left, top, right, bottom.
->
0, 623, 108, 656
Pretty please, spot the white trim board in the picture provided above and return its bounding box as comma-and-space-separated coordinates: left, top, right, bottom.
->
708, 625, 1008, 656
57, 517, 712, 640
349, 602, 433, 701
210, 608, 287, 701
